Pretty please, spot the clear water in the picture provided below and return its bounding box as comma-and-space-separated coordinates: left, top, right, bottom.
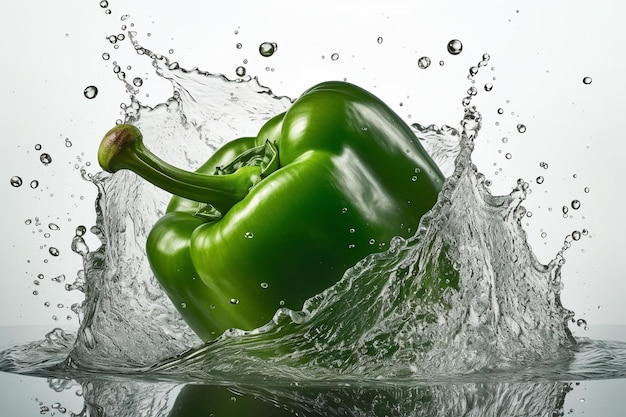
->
3, 29, 626, 417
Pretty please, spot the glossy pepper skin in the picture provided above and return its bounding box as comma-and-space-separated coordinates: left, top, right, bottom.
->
98, 81, 445, 341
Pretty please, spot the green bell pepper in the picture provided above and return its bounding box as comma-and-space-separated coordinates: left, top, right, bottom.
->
98, 81, 444, 341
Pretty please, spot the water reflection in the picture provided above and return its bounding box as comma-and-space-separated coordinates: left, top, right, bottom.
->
74, 377, 572, 417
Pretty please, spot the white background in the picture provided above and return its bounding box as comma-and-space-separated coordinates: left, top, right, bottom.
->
1, 0, 625, 338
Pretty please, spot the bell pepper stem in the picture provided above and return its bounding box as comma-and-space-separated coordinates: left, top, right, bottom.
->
97, 124, 267, 214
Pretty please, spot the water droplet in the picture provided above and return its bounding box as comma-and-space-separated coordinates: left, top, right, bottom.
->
33, 290, 39, 296
411, 175, 418, 182
505, 153, 512, 159
572, 230, 581, 241
377, 36, 383, 44
447, 39, 463, 55
369, 239, 376, 245
25, 219, 32, 225
65, 138, 72, 147
34, 144, 42, 150
259, 42, 277, 57
349, 228, 355, 234
230, 298, 240, 305
49, 247, 60, 257
235, 66, 246, 77
348, 244, 355, 249
75, 225, 86, 236
576, 318, 588, 329
417, 56, 431, 69
10, 176, 23, 187
83, 86, 98, 99
260, 282, 269, 289
469, 66, 478, 77
484, 83, 493, 92
180, 302, 187, 308
99, 0, 108, 7
541, 232, 547, 238
29, 180, 39, 189
582, 77, 592, 85
539, 161, 549, 169
236, 43, 242, 49
117, 33, 125, 41
584, 186, 590, 193
341, 207, 348, 214
571, 199, 581, 210
244, 231, 254, 239
562, 205, 569, 215
497, 108, 504, 114
40, 153, 52, 165
48, 223, 59, 231
279, 300, 285, 306
331, 53, 339, 61
132, 77, 143, 87
467, 86, 477, 96
501, 137, 508, 143
516, 124, 526, 133
536, 176, 544, 184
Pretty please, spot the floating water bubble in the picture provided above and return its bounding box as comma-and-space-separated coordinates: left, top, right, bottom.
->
571, 199, 581, 210
29, 180, 39, 189
417, 56, 431, 69
331, 53, 339, 61
132, 77, 143, 87
49, 247, 60, 257
259, 42, 277, 57
83, 86, 98, 99
235, 66, 246, 77
582, 77, 592, 85
40, 153, 52, 165
10, 176, 23, 187
377, 36, 383, 44
447, 39, 463, 55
